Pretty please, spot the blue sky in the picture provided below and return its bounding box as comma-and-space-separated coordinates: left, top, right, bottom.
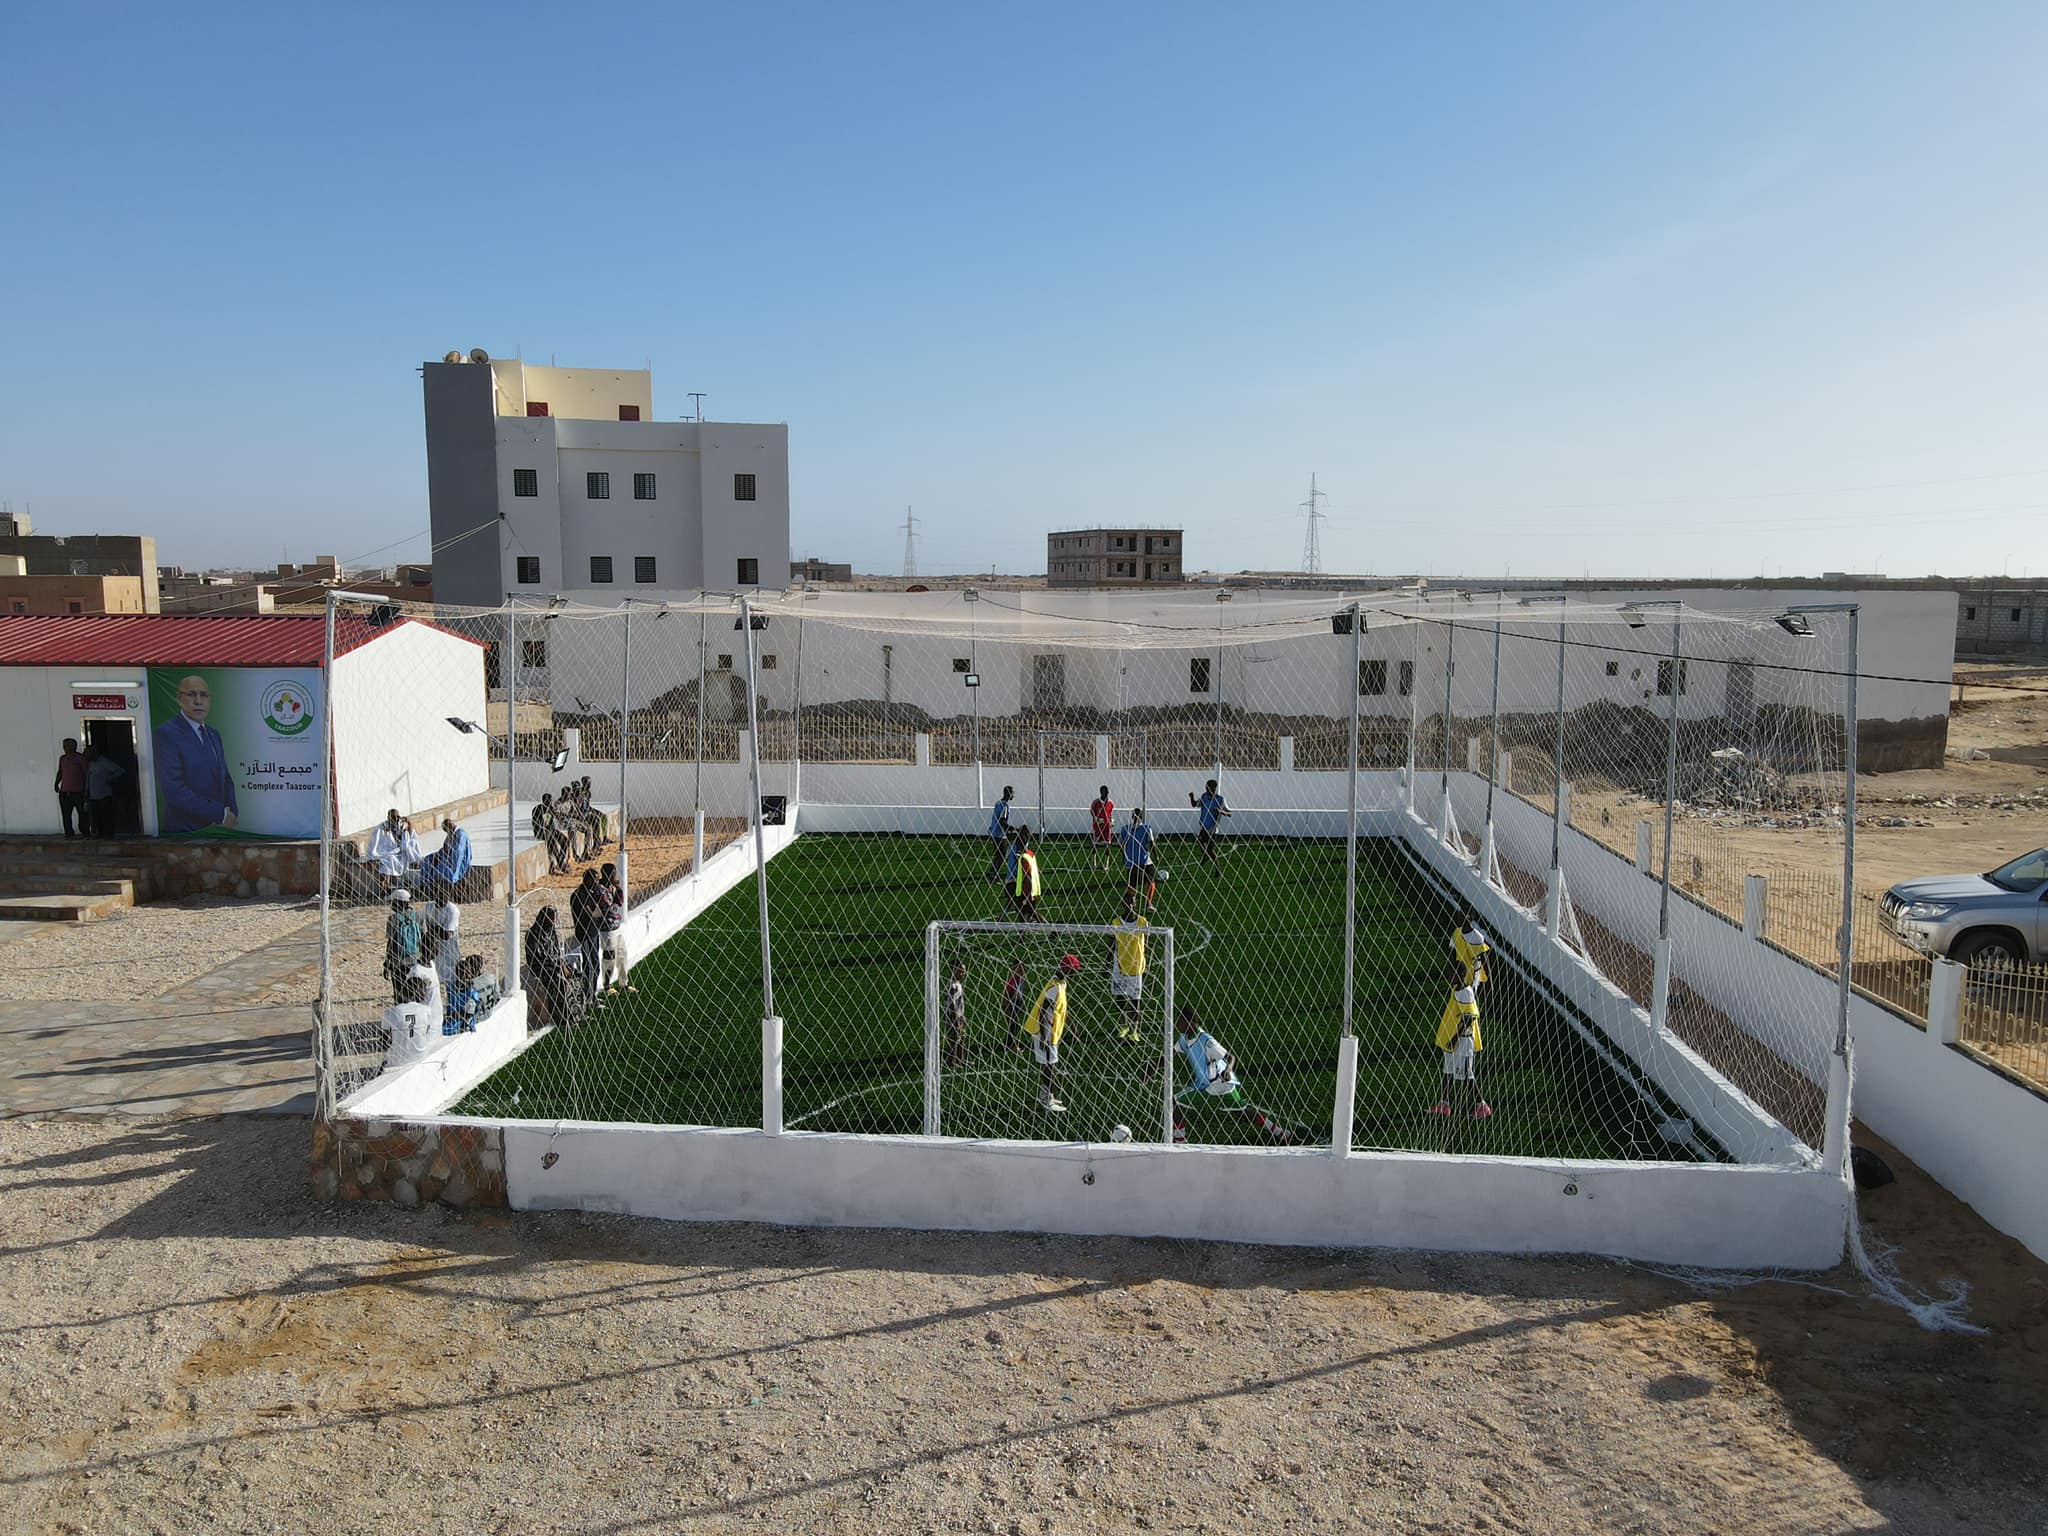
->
4, 2, 2046, 580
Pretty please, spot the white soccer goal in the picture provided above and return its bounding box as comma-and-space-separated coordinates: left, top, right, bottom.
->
925, 919, 1178, 1144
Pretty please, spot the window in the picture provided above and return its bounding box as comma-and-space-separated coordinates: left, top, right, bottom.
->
1398, 659, 1414, 697
484, 641, 501, 689
716, 653, 733, 670
9, 600, 24, 614
1359, 659, 1388, 696
761, 654, 778, 670
1189, 657, 1211, 694
634, 556, 657, 583
2012, 608, 2024, 623
952, 658, 971, 672
1605, 660, 1620, 676
587, 471, 610, 500
1964, 606, 1977, 620
734, 472, 757, 501
527, 401, 550, 417
634, 472, 657, 500
737, 557, 759, 584
516, 555, 541, 585
521, 639, 548, 669
1656, 659, 1689, 696
589, 556, 614, 583
513, 467, 538, 497
619, 404, 641, 422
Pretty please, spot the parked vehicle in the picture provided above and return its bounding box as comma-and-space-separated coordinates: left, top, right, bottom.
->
1879, 847, 2048, 970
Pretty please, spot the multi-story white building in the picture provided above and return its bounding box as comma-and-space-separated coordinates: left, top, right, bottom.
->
423, 354, 790, 607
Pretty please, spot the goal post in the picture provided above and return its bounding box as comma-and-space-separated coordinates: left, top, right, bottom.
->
926, 919, 1177, 1144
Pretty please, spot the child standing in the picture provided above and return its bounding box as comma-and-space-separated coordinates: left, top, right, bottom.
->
1433, 962, 1491, 1119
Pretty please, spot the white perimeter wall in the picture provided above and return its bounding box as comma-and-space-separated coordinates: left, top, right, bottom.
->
495, 1121, 1847, 1271
332, 622, 490, 835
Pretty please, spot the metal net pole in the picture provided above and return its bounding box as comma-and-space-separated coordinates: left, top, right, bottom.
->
315, 593, 338, 1120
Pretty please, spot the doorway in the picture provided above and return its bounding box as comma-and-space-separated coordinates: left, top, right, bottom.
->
82, 717, 140, 835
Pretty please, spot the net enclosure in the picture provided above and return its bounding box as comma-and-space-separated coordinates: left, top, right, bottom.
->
316, 584, 1862, 1193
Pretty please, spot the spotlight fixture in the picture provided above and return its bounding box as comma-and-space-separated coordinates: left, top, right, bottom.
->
1774, 613, 1814, 637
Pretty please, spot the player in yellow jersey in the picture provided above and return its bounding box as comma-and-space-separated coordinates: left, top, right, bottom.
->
1451, 916, 1491, 989
1106, 890, 1149, 1043
1432, 961, 1491, 1119
1024, 953, 1082, 1112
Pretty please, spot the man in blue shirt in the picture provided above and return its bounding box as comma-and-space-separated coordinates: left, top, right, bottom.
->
418, 816, 474, 900
987, 786, 1014, 881
152, 675, 238, 834
1189, 779, 1231, 870
1120, 807, 1159, 912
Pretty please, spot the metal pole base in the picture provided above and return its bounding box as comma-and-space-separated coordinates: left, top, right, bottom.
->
1650, 937, 1673, 1032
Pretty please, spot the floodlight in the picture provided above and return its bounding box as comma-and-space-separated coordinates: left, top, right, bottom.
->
549, 747, 570, 772
1774, 613, 1815, 637
446, 716, 480, 734
1620, 605, 1647, 628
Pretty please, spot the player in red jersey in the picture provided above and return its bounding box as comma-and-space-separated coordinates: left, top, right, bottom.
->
1089, 784, 1115, 870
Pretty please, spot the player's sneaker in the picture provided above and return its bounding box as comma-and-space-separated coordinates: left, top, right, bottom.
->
1471, 1102, 1494, 1119
1429, 1101, 1452, 1116
1046, 1097, 1067, 1114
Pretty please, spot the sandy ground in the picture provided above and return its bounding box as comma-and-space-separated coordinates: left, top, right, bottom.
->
0, 898, 320, 1004
0, 1116, 2042, 1535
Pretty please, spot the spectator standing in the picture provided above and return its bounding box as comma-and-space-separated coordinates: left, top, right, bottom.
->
570, 870, 605, 1006
426, 899, 462, 996
524, 907, 570, 1027
533, 794, 572, 874
85, 745, 125, 839
598, 862, 630, 993
382, 889, 424, 1003
53, 739, 88, 838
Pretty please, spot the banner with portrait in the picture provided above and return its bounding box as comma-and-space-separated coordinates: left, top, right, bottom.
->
146, 667, 324, 839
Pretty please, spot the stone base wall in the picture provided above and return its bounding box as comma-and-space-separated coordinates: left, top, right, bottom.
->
311, 1117, 507, 1209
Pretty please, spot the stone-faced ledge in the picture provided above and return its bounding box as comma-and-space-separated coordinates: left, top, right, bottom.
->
312, 1117, 506, 1209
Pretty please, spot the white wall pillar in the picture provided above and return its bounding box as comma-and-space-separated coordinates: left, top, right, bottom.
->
1095, 734, 1110, 771
762, 1014, 784, 1134
1742, 874, 1769, 941
1330, 1035, 1359, 1157
1650, 937, 1673, 1031
1929, 958, 1965, 1046
1497, 749, 1513, 789
1466, 735, 1481, 772
1279, 736, 1294, 775
915, 732, 931, 768
1635, 819, 1654, 873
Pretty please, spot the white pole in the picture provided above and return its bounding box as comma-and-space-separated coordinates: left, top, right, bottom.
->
741, 596, 781, 1133
1547, 607, 1568, 939
1036, 731, 1046, 835
1652, 604, 1682, 1030
616, 602, 632, 970
792, 612, 805, 809
504, 603, 521, 990
1405, 610, 1419, 812
1824, 607, 1860, 1177
692, 606, 707, 895
1481, 612, 1502, 883
1161, 928, 1177, 1146
1342, 602, 1361, 1039
1437, 618, 1455, 843
315, 592, 338, 1120
923, 923, 942, 1137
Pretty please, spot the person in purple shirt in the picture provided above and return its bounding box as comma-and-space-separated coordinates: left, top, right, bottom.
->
53, 738, 88, 837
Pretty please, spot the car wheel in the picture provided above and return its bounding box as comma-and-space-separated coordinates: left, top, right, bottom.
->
1951, 930, 2026, 976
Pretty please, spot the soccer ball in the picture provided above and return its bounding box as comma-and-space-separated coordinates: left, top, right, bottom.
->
1109, 1124, 1132, 1143
1157, 869, 1170, 883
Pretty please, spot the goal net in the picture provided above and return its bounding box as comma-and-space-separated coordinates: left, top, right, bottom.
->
921, 919, 1177, 1145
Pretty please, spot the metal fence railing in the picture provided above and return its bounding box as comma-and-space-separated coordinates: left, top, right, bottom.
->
1958, 963, 2048, 1089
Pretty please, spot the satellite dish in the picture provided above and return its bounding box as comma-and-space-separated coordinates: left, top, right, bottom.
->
469, 348, 491, 364
442, 350, 463, 364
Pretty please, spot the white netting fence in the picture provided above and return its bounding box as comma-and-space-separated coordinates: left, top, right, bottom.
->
314, 585, 1859, 1171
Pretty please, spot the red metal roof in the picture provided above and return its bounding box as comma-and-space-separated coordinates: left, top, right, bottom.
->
0, 613, 484, 668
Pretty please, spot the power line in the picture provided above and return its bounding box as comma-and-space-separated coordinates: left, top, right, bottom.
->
900, 506, 919, 579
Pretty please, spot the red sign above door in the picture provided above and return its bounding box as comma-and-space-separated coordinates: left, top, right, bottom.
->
71, 694, 128, 711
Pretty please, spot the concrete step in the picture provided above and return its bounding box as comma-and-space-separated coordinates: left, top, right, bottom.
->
0, 891, 132, 922
0, 875, 136, 901
0, 857, 153, 883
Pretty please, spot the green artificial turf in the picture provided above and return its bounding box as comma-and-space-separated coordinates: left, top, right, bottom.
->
455, 832, 1712, 1162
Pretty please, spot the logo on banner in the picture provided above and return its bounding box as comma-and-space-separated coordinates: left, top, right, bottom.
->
260, 680, 314, 737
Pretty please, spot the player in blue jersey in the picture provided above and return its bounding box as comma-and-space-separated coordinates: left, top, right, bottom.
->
1189, 779, 1231, 870
987, 785, 1015, 881
1119, 807, 1159, 912
1172, 1004, 1297, 1145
